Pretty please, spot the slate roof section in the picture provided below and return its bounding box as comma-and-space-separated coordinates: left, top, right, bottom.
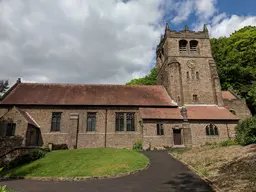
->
185, 106, 239, 120
0, 83, 176, 107
221, 91, 237, 100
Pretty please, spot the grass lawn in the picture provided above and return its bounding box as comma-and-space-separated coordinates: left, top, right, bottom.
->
2, 148, 149, 178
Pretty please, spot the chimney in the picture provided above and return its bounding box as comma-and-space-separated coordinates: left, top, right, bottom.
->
17, 78, 21, 84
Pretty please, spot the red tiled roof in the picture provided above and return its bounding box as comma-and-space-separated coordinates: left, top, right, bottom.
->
17, 108, 40, 128
1, 83, 176, 107
139, 106, 239, 120
222, 91, 237, 100
186, 106, 239, 120
139, 108, 182, 119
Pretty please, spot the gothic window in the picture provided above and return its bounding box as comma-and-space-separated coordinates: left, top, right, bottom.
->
6, 123, 16, 136
126, 113, 135, 131
51, 112, 62, 132
206, 124, 219, 136
190, 40, 198, 53
179, 40, 188, 53
193, 94, 198, 102
187, 71, 190, 80
87, 112, 96, 132
157, 123, 164, 135
196, 72, 199, 80
116, 113, 124, 131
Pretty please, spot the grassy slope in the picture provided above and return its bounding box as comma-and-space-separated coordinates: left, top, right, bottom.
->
170, 144, 256, 192
3, 148, 149, 178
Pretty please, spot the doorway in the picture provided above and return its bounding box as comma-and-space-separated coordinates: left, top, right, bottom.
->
173, 129, 182, 145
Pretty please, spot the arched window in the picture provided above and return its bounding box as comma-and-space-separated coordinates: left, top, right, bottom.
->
190, 40, 198, 53
196, 72, 199, 80
179, 40, 188, 53
206, 124, 219, 136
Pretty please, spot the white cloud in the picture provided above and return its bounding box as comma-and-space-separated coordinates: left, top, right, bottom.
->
171, 0, 194, 24
195, 0, 217, 21
0, 0, 168, 85
209, 15, 256, 37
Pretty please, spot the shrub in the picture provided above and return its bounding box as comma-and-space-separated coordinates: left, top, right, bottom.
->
0, 168, 15, 192
133, 139, 143, 151
7, 149, 47, 169
218, 139, 237, 147
235, 116, 256, 146
52, 144, 68, 150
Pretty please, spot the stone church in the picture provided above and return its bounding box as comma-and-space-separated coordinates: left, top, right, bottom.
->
0, 24, 251, 149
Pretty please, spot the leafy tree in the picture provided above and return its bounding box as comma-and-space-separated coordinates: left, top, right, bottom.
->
0, 80, 8, 93
211, 26, 256, 114
126, 68, 157, 85
235, 116, 256, 145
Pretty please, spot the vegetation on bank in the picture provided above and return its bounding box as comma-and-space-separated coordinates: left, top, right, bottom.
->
126, 26, 256, 114
170, 143, 256, 192
1, 148, 149, 178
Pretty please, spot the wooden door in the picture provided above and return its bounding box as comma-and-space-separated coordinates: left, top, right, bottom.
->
173, 129, 182, 145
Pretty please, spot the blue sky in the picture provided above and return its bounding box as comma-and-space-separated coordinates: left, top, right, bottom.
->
1, 0, 256, 85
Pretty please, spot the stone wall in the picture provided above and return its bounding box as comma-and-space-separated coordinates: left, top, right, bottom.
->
190, 120, 238, 146
19, 106, 141, 149
0, 107, 28, 145
142, 119, 184, 149
223, 99, 252, 120
157, 34, 223, 106
0, 107, 8, 117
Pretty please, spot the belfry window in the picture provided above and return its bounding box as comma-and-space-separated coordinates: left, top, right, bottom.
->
206, 124, 219, 136
193, 94, 198, 102
179, 40, 188, 53
190, 40, 198, 53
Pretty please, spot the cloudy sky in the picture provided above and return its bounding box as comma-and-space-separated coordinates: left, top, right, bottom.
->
1, 0, 256, 85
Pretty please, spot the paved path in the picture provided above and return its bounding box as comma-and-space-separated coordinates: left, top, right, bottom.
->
1, 151, 213, 192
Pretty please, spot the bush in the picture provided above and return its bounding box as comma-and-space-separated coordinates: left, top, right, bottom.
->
133, 139, 143, 151
235, 116, 256, 146
52, 144, 68, 150
218, 139, 237, 147
7, 149, 47, 169
0, 168, 15, 192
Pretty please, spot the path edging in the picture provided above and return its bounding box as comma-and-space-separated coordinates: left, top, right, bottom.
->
0, 162, 150, 182
169, 153, 221, 192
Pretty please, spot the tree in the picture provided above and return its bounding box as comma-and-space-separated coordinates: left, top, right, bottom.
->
211, 26, 256, 114
126, 68, 157, 85
0, 80, 8, 93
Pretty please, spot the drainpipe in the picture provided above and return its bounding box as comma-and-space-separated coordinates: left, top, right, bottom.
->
226, 121, 230, 139
75, 115, 79, 149
104, 109, 108, 148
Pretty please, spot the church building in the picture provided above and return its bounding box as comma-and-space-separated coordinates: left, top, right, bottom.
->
0, 24, 251, 149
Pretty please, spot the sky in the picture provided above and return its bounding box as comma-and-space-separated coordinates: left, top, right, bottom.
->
0, 0, 256, 85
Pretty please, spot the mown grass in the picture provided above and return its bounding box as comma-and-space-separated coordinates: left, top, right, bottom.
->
1, 148, 149, 178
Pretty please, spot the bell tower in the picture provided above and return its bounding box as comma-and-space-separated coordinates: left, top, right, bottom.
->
156, 24, 223, 107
